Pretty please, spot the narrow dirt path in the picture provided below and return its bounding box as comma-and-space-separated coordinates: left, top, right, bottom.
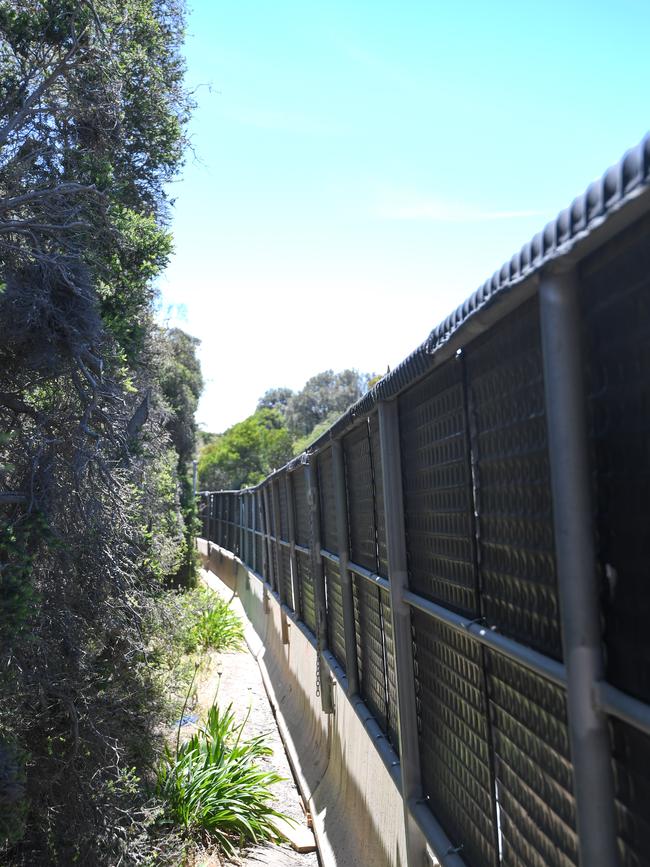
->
192, 571, 320, 867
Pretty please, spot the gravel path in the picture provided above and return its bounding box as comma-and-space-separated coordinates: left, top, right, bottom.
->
192, 645, 320, 867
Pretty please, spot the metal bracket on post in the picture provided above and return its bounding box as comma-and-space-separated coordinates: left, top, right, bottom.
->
306, 455, 334, 715
331, 438, 360, 697
378, 399, 428, 867
285, 473, 301, 619
539, 268, 619, 867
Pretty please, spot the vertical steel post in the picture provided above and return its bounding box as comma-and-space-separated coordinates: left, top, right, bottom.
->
263, 486, 276, 592
306, 456, 334, 714
271, 480, 286, 605
331, 438, 360, 696
539, 268, 619, 867
252, 491, 258, 574
378, 400, 428, 867
238, 494, 243, 560
285, 473, 301, 617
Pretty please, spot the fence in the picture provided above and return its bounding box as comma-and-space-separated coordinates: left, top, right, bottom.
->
199, 134, 650, 867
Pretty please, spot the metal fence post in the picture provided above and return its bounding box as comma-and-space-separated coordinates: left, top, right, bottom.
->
306, 456, 334, 714
262, 485, 277, 593
271, 480, 287, 605
378, 400, 428, 867
331, 438, 360, 696
539, 269, 619, 867
285, 473, 301, 618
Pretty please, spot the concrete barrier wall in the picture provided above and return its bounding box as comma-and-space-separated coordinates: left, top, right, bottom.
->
198, 539, 409, 867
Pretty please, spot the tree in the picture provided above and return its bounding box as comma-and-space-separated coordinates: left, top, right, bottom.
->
0, 1, 195, 862
256, 386, 294, 416
198, 409, 293, 491
284, 368, 372, 436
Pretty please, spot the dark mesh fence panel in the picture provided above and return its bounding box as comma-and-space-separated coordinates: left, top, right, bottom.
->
280, 545, 293, 609
292, 467, 310, 546
297, 549, 316, 634
466, 298, 561, 658
399, 357, 478, 616
380, 586, 399, 750
324, 559, 346, 669
278, 476, 289, 540
255, 532, 263, 573
369, 413, 388, 577
412, 610, 497, 867
580, 216, 650, 865
487, 653, 578, 867
318, 447, 338, 553
353, 576, 388, 734
580, 215, 650, 700
610, 720, 650, 867
344, 423, 377, 572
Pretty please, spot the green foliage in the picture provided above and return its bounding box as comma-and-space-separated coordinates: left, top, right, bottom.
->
183, 589, 244, 653
198, 408, 293, 491
284, 368, 372, 436
187, 589, 244, 650
291, 409, 342, 455
156, 702, 287, 856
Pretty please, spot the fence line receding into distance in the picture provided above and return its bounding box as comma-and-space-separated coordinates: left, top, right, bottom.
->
199, 134, 650, 867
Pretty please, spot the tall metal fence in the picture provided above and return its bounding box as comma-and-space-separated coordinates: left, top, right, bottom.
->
199, 135, 650, 867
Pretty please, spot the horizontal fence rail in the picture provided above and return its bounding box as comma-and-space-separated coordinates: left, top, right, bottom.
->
199, 136, 650, 867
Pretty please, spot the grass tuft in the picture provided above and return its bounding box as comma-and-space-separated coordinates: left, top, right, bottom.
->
156, 702, 289, 856
184, 588, 244, 652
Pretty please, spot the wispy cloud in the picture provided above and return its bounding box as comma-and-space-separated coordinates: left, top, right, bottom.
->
376, 192, 545, 222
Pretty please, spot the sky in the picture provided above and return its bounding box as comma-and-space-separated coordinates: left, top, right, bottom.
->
159, 0, 650, 434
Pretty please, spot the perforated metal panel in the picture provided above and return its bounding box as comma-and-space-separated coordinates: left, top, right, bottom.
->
487, 653, 578, 867
580, 214, 650, 701
344, 423, 378, 572
399, 357, 478, 616
324, 558, 346, 670
292, 467, 310, 547
297, 548, 316, 634
353, 576, 389, 734
466, 298, 561, 658
318, 447, 338, 554
580, 215, 650, 866
412, 610, 498, 867
609, 720, 650, 867
369, 413, 388, 577
279, 545, 293, 609
278, 475, 289, 541
380, 586, 399, 750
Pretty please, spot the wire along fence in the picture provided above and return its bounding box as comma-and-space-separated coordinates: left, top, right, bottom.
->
199, 135, 650, 867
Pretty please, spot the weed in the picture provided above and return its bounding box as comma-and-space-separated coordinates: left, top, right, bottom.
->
156, 702, 289, 856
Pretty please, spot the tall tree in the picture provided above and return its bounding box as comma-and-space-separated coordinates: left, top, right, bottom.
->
0, 2, 195, 863
285, 368, 372, 436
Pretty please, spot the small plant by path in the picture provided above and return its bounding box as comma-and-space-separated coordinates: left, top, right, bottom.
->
182, 587, 244, 653
156, 698, 290, 858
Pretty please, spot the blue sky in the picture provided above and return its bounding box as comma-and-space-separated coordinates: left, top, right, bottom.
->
160, 0, 650, 433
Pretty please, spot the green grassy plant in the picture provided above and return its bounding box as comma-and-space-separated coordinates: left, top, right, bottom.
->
184, 589, 244, 652
156, 702, 289, 856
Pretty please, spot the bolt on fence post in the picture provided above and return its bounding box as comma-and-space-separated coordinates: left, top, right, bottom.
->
285, 473, 302, 619
306, 455, 334, 714
331, 438, 360, 697
539, 268, 620, 867
378, 399, 428, 867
